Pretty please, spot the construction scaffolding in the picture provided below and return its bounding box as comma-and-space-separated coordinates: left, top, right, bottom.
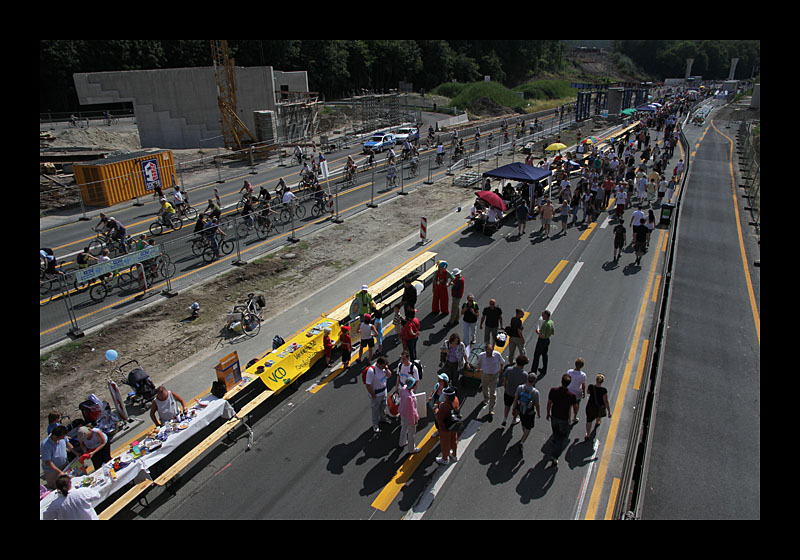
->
277, 94, 320, 144
344, 92, 402, 133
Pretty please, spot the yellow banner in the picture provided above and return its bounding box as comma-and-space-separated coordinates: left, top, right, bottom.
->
253, 318, 341, 392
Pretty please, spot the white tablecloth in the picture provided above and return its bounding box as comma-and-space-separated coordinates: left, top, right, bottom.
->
40, 458, 149, 519
140, 396, 234, 469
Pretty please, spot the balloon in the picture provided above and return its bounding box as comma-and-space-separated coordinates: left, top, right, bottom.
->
105, 349, 118, 362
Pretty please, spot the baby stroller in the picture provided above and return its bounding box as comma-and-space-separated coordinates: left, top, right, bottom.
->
115, 359, 158, 407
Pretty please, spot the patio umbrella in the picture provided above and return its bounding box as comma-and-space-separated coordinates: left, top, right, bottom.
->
476, 190, 506, 211
621, 108, 637, 115
545, 142, 567, 151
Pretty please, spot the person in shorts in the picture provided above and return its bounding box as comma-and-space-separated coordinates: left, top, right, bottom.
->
511, 372, 540, 453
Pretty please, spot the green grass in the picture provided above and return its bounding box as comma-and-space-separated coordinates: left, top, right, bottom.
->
432, 79, 576, 115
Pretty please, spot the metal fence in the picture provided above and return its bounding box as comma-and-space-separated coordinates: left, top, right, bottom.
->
737, 120, 760, 239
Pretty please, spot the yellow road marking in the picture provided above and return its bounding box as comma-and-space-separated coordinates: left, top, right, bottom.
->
584, 229, 665, 519
544, 260, 569, 284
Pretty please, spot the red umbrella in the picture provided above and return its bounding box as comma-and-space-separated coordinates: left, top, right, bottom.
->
476, 190, 506, 211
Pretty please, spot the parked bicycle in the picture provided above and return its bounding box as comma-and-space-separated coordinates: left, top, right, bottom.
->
225, 292, 265, 337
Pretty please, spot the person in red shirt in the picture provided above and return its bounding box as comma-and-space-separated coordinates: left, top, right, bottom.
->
432, 261, 452, 315
338, 325, 352, 368
323, 327, 334, 367
602, 176, 615, 209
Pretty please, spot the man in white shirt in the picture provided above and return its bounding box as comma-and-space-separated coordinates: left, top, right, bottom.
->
566, 357, 587, 423
365, 357, 393, 433
282, 187, 296, 205
477, 343, 505, 413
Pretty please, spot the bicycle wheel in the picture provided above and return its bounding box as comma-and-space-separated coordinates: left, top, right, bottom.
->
89, 281, 110, 302
40, 278, 56, 305
183, 205, 198, 220
191, 238, 206, 256
88, 238, 105, 256
160, 261, 176, 279
169, 216, 183, 232
242, 312, 261, 337
236, 222, 251, 239
279, 207, 292, 224
149, 222, 165, 236
311, 202, 323, 218
295, 203, 306, 220
220, 238, 235, 255
117, 271, 136, 292
202, 247, 218, 263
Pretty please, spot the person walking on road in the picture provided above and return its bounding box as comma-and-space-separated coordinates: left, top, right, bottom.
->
566, 358, 587, 424
539, 197, 555, 237
511, 372, 541, 453
435, 387, 460, 465
585, 373, 612, 440
480, 298, 504, 345
398, 377, 421, 454
632, 216, 649, 266
461, 294, 480, 346
365, 357, 393, 433
477, 343, 505, 413
446, 269, 465, 327
506, 308, 526, 364
613, 221, 627, 262
546, 373, 577, 467
502, 354, 529, 427
531, 310, 554, 379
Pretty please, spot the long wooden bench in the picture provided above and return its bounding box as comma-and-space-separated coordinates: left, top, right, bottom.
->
327, 250, 438, 324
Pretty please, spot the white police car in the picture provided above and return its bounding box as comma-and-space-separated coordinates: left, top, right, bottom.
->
363, 132, 396, 153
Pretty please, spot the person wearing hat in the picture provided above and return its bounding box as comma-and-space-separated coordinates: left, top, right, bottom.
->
356, 313, 378, 363
398, 377, 421, 454
431, 260, 452, 315
435, 387, 460, 465
446, 268, 465, 327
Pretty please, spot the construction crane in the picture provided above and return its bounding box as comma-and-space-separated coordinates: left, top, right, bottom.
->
210, 40, 258, 151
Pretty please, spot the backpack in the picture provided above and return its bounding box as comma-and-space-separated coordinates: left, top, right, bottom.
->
444, 404, 463, 431
517, 385, 536, 415
272, 335, 285, 350
362, 365, 375, 384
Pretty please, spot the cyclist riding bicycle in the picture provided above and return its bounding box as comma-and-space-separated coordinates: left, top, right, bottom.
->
202, 217, 226, 259
204, 199, 221, 221
76, 247, 97, 269
40, 248, 62, 276
294, 145, 303, 164
241, 195, 256, 228
104, 216, 127, 253
239, 180, 254, 196
158, 198, 177, 226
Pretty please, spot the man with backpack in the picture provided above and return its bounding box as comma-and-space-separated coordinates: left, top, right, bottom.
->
364, 357, 393, 433
510, 372, 540, 454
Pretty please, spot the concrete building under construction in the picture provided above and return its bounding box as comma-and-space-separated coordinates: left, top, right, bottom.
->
73, 65, 317, 149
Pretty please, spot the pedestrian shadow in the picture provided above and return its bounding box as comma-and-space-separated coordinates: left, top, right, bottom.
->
516, 457, 557, 503
325, 428, 374, 475
564, 437, 599, 470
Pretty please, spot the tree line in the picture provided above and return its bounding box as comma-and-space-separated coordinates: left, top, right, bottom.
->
40, 39, 566, 112
40, 40, 759, 113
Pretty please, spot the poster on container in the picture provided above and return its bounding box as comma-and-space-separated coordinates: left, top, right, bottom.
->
140, 158, 162, 192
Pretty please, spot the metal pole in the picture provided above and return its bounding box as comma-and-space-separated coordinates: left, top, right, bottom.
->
287, 200, 299, 243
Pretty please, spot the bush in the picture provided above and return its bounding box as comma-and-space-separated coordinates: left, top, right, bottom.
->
513, 79, 574, 101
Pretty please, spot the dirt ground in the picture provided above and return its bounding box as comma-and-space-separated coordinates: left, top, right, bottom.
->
39, 114, 595, 441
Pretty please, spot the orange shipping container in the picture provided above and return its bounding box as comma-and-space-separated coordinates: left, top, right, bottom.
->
74, 149, 176, 207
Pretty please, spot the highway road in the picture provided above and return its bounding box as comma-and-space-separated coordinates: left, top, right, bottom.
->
127, 127, 683, 520
43, 98, 759, 519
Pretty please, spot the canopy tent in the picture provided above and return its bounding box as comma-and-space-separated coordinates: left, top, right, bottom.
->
481, 162, 552, 183
635, 104, 658, 112
482, 162, 553, 209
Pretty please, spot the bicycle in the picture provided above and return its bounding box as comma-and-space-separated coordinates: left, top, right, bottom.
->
149, 213, 183, 236
310, 193, 332, 218
175, 201, 198, 221
40, 271, 65, 305
225, 292, 264, 338
278, 200, 306, 224
88, 269, 131, 302
237, 211, 284, 240
88, 228, 131, 257
104, 116, 119, 126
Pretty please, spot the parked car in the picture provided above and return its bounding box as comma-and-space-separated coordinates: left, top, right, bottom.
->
363, 132, 396, 153
394, 127, 419, 144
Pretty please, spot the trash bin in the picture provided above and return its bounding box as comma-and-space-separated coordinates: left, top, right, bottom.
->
659, 203, 676, 226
